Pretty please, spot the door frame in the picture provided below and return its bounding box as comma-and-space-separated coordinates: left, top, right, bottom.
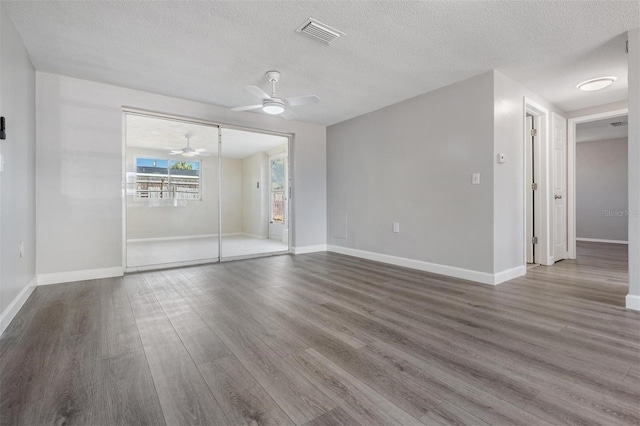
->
567, 108, 628, 259
524, 98, 552, 266
121, 108, 294, 272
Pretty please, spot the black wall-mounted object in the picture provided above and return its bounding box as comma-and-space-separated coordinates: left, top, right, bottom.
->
0, 117, 5, 140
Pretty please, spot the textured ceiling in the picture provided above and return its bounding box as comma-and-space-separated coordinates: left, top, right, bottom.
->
126, 114, 287, 159
4, 1, 639, 125
576, 114, 629, 143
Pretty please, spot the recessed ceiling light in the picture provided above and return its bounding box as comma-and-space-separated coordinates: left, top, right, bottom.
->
577, 76, 617, 92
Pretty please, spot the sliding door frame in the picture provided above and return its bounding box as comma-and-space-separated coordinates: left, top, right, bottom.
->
122, 108, 294, 272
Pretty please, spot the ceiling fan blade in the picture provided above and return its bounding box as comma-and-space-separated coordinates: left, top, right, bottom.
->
285, 95, 319, 107
231, 104, 263, 112
170, 151, 182, 155
279, 109, 296, 120
194, 148, 207, 152
245, 85, 272, 100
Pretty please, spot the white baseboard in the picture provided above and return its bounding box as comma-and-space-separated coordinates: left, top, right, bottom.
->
626, 294, 640, 311
243, 233, 268, 239
127, 233, 245, 243
576, 238, 628, 244
292, 245, 327, 254
494, 265, 526, 284
0, 278, 36, 336
326, 245, 513, 285
37, 267, 124, 286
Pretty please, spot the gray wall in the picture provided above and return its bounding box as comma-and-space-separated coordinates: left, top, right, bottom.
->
576, 138, 628, 241
0, 4, 37, 324
327, 72, 495, 274
327, 70, 563, 278
36, 72, 326, 276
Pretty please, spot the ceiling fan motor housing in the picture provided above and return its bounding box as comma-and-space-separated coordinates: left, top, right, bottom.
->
263, 97, 285, 114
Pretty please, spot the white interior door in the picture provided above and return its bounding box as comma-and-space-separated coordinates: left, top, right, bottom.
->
552, 113, 568, 262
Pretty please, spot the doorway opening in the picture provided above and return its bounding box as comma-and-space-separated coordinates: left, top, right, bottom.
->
123, 112, 291, 271
524, 99, 549, 268
525, 114, 537, 265
567, 108, 629, 258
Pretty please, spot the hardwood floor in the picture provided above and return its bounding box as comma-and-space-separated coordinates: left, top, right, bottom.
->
1, 242, 638, 425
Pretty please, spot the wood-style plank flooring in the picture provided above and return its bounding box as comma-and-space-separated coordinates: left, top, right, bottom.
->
1, 242, 639, 425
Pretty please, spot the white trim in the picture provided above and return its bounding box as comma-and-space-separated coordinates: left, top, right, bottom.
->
626, 294, 640, 311
567, 108, 628, 259
326, 245, 517, 285
576, 237, 628, 244
0, 279, 36, 337
292, 244, 327, 254
494, 265, 527, 285
37, 267, 124, 286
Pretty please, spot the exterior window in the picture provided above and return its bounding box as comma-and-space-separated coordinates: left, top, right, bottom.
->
136, 158, 201, 200
270, 158, 285, 223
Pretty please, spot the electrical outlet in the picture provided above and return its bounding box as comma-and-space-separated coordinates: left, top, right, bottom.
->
393, 222, 400, 233
19, 241, 24, 258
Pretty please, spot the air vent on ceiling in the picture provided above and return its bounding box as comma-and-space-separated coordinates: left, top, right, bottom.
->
296, 18, 344, 45
610, 121, 628, 127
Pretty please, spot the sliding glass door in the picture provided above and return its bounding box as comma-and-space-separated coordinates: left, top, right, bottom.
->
220, 128, 289, 260
124, 113, 291, 271
125, 113, 219, 270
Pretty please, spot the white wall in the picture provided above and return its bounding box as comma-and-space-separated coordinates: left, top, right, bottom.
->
0, 4, 37, 333
221, 157, 243, 235
327, 72, 495, 277
36, 72, 326, 279
576, 138, 628, 242
242, 152, 268, 238
493, 71, 566, 273
628, 28, 640, 311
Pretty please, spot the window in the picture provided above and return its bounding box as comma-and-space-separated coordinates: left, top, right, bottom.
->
270, 157, 286, 223
135, 158, 201, 200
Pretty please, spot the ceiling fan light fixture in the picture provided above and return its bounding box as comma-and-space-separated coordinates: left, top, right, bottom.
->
263, 99, 285, 115
577, 76, 616, 92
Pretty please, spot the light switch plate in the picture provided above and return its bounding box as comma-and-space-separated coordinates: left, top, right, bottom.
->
472, 173, 480, 185
393, 222, 400, 233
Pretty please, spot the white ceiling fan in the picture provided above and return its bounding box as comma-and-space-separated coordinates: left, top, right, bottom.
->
169, 135, 208, 157
231, 71, 319, 117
